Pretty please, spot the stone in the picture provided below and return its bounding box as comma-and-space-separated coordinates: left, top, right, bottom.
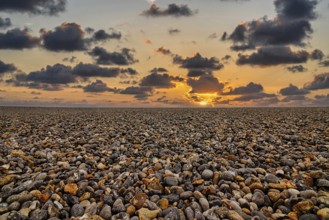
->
70, 204, 84, 217
317, 208, 329, 220
164, 176, 178, 186
221, 171, 235, 181
30, 209, 48, 220
201, 169, 214, 180
138, 208, 160, 220
265, 174, 279, 183
157, 198, 169, 210
126, 205, 136, 216
64, 184, 78, 196
99, 205, 112, 220
112, 199, 125, 213
299, 213, 319, 220
131, 193, 147, 209
0, 175, 15, 187
252, 191, 265, 207
292, 200, 314, 214
199, 198, 209, 211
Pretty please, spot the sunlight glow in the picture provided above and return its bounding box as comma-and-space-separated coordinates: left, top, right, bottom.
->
199, 101, 208, 106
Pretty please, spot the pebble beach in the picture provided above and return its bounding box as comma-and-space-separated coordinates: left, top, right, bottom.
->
0, 107, 329, 220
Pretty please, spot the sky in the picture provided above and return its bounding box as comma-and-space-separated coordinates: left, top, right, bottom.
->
0, 0, 328, 107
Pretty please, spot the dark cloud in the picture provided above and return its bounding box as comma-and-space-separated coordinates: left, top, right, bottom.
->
208, 33, 218, 39
227, 0, 319, 51
0, 0, 66, 15
187, 70, 210, 77
0, 60, 17, 75
89, 46, 138, 65
311, 49, 324, 60
304, 73, 329, 90
221, 32, 227, 41
83, 80, 117, 93
72, 63, 122, 78
274, 0, 318, 20
0, 28, 40, 49
119, 80, 138, 85
41, 23, 86, 51
229, 18, 312, 49
224, 82, 263, 95
91, 29, 121, 42
313, 94, 329, 106
174, 53, 224, 70
63, 56, 77, 63
187, 74, 224, 94
121, 68, 139, 76
24, 64, 75, 84
319, 60, 329, 67
281, 95, 306, 102
287, 65, 307, 73
0, 17, 11, 29
221, 55, 232, 61
120, 86, 153, 100
7, 62, 137, 91
156, 47, 173, 55
31, 91, 42, 95
168, 28, 180, 35
237, 46, 309, 66
140, 72, 184, 88
233, 92, 276, 101
279, 84, 310, 96
142, 3, 196, 17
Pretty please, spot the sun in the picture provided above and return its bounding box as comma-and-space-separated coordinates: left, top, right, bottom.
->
199, 101, 208, 106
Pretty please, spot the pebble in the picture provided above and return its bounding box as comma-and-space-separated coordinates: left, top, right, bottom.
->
112, 199, 125, 213
99, 205, 112, 220
0, 108, 328, 220
201, 169, 214, 180
70, 204, 84, 217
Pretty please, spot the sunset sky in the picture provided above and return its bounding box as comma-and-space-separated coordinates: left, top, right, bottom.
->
0, 0, 328, 107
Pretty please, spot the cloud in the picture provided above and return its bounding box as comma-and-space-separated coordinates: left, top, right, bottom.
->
237, 46, 309, 66
319, 60, 329, 67
281, 95, 306, 102
83, 80, 118, 93
0, 60, 17, 76
224, 82, 263, 95
0, 28, 40, 49
72, 63, 122, 78
279, 84, 310, 95
63, 56, 77, 63
174, 53, 224, 70
233, 92, 276, 101
168, 28, 180, 35
41, 23, 86, 51
304, 73, 329, 90
227, 0, 319, 51
7, 62, 137, 91
140, 71, 184, 88
89, 46, 138, 65
187, 74, 224, 94
311, 49, 324, 60
120, 86, 153, 100
229, 18, 312, 49
287, 65, 307, 73
156, 47, 173, 55
0, 17, 11, 29
0, 0, 66, 15
313, 94, 329, 106
187, 70, 210, 77
142, 3, 197, 17
23, 64, 75, 84
274, 0, 318, 20
91, 29, 122, 42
